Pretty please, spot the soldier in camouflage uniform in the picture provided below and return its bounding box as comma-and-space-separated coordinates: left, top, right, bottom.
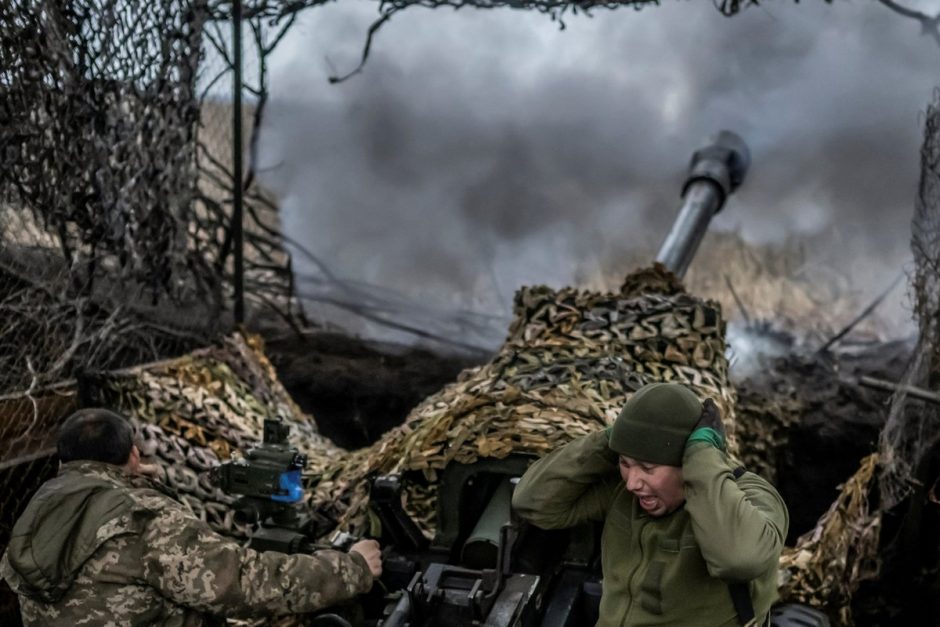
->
0, 408, 381, 626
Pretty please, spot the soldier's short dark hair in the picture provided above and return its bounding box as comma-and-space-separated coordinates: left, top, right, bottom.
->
57, 408, 135, 465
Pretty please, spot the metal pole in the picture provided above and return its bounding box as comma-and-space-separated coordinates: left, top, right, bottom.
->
232, 0, 245, 324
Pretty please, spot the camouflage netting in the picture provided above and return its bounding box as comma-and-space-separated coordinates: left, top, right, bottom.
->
880, 91, 940, 510
68, 332, 341, 541
0, 272, 904, 627
84, 333, 338, 465
0, 0, 302, 416
730, 94, 940, 627
0, 0, 214, 308
769, 92, 940, 626
308, 264, 739, 537
0, 2, 304, 592
0, 0, 214, 441
734, 378, 802, 486
730, 345, 891, 626
778, 455, 881, 626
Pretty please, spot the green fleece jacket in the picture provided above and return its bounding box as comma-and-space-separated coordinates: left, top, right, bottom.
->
512, 430, 788, 627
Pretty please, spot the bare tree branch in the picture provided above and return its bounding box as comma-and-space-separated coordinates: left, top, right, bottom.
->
329, 11, 394, 83
878, 0, 940, 48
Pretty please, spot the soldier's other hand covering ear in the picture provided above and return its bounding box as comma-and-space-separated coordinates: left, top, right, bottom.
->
687, 398, 725, 451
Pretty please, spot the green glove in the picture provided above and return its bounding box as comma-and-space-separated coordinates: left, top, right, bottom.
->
686, 398, 725, 450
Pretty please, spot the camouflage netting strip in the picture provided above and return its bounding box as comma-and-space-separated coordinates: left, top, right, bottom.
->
0, 332, 342, 552
309, 265, 739, 537
0, 277, 882, 625
75, 332, 344, 541
86, 333, 343, 471
779, 454, 881, 626
130, 417, 250, 539
734, 389, 802, 485
880, 91, 940, 510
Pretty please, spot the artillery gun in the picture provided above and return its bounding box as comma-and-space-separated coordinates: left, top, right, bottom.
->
213, 132, 825, 626
0, 131, 831, 626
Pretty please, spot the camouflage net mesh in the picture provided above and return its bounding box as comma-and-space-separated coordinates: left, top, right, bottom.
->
0, 0, 304, 395
778, 455, 881, 626
85, 333, 338, 465
0, 0, 302, 593
5, 332, 340, 543
308, 264, 739, 536
0, 4, 213, 601
879, 91, 940, 510
0, 0, 207, 302
0, 0, 216, 396
0, 269, 896, 626
734, 378, 802, 487
763, 93, 940, 625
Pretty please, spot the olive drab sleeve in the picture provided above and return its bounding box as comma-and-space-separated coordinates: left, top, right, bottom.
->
682, 442, 789, 581
138, 494, 373, 617
512, 429, 621, 529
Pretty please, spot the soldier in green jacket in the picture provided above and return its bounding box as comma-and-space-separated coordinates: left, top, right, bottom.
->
512, 382, 788, 627
0, 408, 381, 626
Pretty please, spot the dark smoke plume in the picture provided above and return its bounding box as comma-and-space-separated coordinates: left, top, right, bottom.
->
257, 1, 937, 350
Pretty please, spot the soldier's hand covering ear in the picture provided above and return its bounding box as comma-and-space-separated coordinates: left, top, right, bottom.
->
686, 398, 725, 451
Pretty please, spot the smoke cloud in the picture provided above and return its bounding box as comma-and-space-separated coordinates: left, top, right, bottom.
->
257, 1, 937, 350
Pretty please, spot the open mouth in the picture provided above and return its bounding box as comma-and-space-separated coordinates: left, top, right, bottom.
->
638, 496, 658, 510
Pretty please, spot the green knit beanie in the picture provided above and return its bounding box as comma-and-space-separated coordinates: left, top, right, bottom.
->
608, 382, 702, 466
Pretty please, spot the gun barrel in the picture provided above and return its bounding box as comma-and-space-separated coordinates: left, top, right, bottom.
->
461, 478, 512, 569
655, 131, 750, 278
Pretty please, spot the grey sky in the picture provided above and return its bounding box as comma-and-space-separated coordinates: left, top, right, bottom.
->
256, 1, 939, 349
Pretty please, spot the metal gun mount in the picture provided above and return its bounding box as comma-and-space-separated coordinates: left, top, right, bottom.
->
655, 130, 751, 278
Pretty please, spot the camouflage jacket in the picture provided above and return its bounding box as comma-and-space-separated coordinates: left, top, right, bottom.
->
0, 460, 373, 626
